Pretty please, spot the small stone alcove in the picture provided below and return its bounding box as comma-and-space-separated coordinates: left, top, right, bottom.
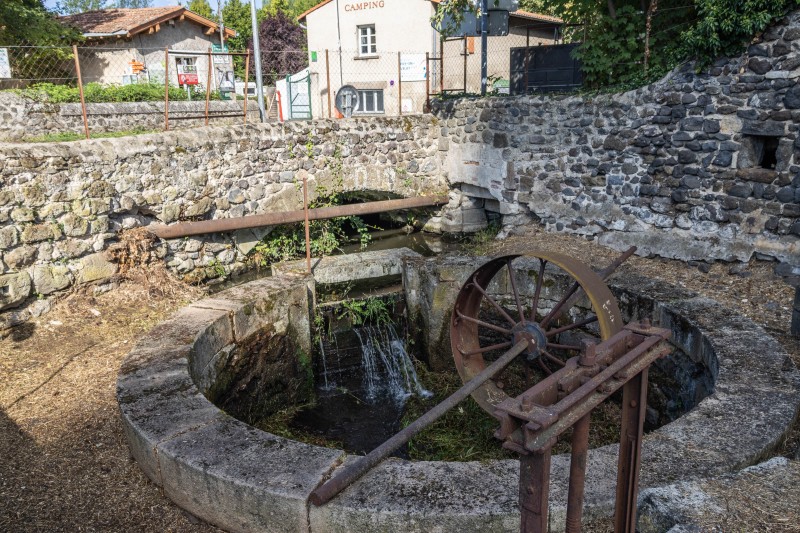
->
737, 120, 792, 178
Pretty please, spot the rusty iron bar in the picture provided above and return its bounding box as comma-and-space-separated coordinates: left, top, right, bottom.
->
565, 414, 590, 533
149, 195, 448, 239
303, 175, 311, 274
519, 448, 552, 533
614, 369, 649, 533
425, 52, 430, 111
164, 47, 170, 131
243, 51, 250, 125
205, 47, 212, 126
326, 49, 332, 118
309, 340, 530, 507
397, 51, 402, 116
72, 45, 90, 140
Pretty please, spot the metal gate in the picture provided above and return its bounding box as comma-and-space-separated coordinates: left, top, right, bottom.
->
510, 43, 582, 95
286, 68, 312, 120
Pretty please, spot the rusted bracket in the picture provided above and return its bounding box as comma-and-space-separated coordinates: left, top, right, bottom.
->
495, 320, 672, 533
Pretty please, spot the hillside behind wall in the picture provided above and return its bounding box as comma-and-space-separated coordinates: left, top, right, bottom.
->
433, 9, 800, 266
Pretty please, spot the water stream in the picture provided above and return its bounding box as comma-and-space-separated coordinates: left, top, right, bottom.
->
290, 322, 431, 455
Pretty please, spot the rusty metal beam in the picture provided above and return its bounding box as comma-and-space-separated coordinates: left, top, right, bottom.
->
149, 195, 448, 239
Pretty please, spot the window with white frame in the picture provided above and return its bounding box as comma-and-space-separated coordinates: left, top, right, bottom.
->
357, 89, 384, 114
358, 25, 377, 56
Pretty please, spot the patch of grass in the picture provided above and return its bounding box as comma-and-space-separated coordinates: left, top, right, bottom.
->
460, 221, 502, 255
401, 363, 516, 462
24, 128, 158, 143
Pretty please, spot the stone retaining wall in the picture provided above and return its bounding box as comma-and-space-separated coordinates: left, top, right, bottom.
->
0, 92, 264, 141
432, 9, 800, 265
0, 116, 447, 324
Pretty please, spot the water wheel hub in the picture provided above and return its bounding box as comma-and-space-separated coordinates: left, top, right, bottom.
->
511, 321, 547, 361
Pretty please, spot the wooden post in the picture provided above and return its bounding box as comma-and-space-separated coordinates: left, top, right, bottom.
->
326, 49, 332, 118
243, 51, 250, 125
164, 47, 170, 131
205, 47, 212, 126
72, 45, 90, 140
397, 51, 402, 116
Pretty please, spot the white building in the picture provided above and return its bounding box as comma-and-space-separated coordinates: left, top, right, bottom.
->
297, 0, 562, 118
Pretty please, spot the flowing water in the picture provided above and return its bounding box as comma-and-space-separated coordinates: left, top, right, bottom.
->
290, 322, 431, 455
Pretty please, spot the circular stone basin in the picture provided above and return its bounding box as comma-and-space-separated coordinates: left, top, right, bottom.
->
117, 258, 800, 533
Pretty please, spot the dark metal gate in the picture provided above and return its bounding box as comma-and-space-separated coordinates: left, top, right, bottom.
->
510, 43, 582, 95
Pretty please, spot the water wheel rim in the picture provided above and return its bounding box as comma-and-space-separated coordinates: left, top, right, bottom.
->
449, 250, 624, 414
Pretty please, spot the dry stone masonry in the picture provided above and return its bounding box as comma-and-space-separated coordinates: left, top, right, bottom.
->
0, 117, 446, 326
433, 10, 800, 267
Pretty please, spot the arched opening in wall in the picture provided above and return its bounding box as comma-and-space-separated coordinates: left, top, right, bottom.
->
750, 135, 780, 170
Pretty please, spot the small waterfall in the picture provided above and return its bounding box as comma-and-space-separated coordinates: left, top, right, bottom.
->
354, 324, 432, 404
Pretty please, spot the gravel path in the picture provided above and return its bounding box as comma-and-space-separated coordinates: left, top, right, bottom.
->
0, 230, 797, 532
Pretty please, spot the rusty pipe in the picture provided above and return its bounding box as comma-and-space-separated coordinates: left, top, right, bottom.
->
310, 340, 530, 507
149, 195, 448, 239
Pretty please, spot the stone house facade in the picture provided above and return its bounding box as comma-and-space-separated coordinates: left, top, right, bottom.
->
62, 7, 236, 89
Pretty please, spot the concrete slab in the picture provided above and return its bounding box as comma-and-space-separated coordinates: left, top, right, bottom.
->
273, 248, 422, 285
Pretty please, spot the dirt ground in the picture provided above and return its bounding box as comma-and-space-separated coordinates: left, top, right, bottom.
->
1, 227, 798, 532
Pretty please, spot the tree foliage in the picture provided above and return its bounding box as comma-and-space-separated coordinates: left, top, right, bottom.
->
249, 10, 306, 84
114, 0, 153, 7
186, 0, 213, 19
0, 0, 81, 45
56, 0, 107, 15
436, 0, 800, 89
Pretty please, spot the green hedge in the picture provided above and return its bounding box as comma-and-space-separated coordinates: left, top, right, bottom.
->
14, 82, 221, 103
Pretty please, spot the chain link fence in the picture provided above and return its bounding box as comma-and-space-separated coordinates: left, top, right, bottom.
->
0, 33, 584, 139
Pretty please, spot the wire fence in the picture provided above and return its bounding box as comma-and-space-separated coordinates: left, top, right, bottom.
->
1, 35, 580, 138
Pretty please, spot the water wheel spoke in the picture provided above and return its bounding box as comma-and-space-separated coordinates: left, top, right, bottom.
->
469, 274, 518, 327
456, 311, 512, 336
546, 342, 582, 351
530, 259, 547, 322
537, 358, 553, 375
458, 341, 512, 357
540, 280, 583, 329
545, 315, 599, 337
505, 258, 526, 325
541, 349, 567, 368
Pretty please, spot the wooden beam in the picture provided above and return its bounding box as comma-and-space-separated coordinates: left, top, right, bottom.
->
204, 27, 215, 35
154, 23, 160, 33
179, 14, 185, 21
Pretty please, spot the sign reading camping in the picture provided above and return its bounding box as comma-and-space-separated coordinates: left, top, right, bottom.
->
344, 1, 384, 12
177, 64, 199, 85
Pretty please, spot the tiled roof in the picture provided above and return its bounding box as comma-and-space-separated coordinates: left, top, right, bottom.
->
61, 7, 235, 38
297, 0, 562, 25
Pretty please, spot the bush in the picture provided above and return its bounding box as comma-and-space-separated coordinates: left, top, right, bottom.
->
14, 82, 219, 103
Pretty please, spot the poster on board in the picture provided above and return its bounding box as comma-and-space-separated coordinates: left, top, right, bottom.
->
177, 64, 199, 85
0, 49, 11, 79
400, 53, 426, 82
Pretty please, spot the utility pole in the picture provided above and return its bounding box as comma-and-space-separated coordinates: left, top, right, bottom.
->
249, 0, 266, 121
480, 0, 488, 96
218, 0, 225, 48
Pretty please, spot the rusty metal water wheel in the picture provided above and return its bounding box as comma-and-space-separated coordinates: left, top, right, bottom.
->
450, 251, 624, 414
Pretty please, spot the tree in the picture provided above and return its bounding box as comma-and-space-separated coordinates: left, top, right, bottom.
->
56, 0, 107, 15
186, 0, 213, 19
249, 10, 306, 84
114, 0, 153, 7
0, 0, 81, 45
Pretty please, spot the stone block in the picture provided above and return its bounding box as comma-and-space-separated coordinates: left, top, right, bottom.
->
20, 223, 59, 244
32, 264, 72, 295
75, 252, 118, 284
0, 271, 31, 310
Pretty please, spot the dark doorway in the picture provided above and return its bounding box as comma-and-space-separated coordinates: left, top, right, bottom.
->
510, 43, 583, 95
